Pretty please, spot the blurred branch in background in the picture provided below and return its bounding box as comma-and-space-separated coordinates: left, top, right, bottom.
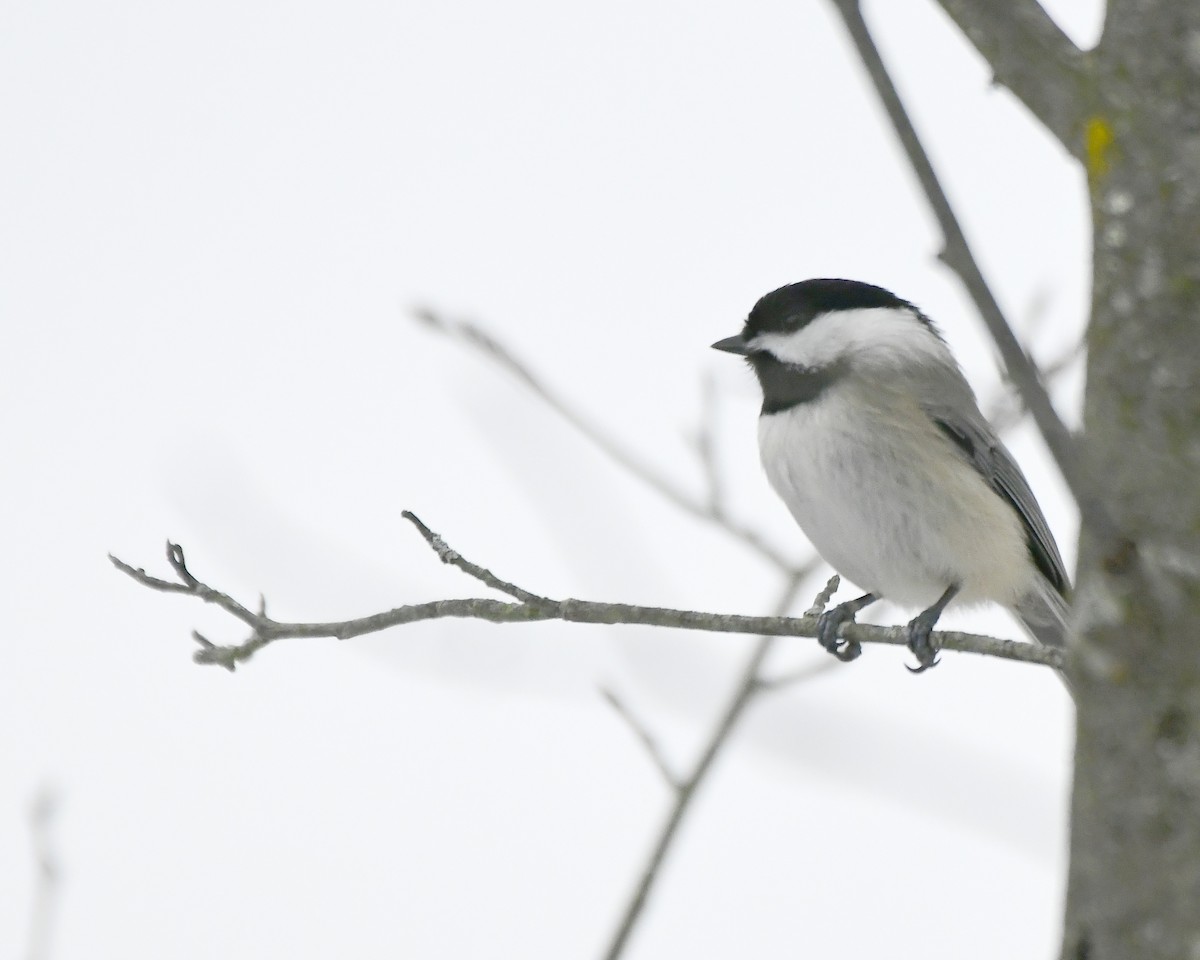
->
985, 336, 1084, 434
26, 786, 60, 960
412, 307, 806, 576
601, 687, 683, 792
599, 570, 833, 960
827, 0, 1093, 515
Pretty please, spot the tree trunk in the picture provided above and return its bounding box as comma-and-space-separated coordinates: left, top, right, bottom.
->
1065, 2, 1200, 957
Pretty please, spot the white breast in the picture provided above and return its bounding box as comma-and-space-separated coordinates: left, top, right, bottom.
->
757, 380, 1034, 611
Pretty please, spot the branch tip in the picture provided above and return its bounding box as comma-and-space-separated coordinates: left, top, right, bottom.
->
402, 511, 551, 606
401, 509, 432, 541
191, 632, 230, 671
110, 552, 191, 593
805, 574, 842, 617
403, 510, 461, 565
192, 630, 215, 649
166, 541, 197, 587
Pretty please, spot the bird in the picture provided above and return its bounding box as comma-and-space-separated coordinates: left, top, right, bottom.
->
711, 278, 1070, 671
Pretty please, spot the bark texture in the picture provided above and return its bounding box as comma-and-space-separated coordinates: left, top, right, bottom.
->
1065, 2, 1200, 957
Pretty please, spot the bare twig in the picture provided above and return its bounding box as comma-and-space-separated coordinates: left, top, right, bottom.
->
930, 0, 1092, 158
401, 509, 552, 606
827, 0, 1093, 519
803, 573, 841, 618
110, 520, 1064, 672
601, 688, 682, 790
413, 308, 803, 574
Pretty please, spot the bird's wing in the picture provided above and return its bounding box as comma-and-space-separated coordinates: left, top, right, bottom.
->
925, 404, 1071, 599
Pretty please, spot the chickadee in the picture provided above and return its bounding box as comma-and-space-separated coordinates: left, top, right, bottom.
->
713, 279, 1070, 670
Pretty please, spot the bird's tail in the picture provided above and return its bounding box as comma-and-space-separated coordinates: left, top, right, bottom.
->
1014, 575, 1071, 649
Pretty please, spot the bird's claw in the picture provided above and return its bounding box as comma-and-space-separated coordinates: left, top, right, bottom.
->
816, 605, 863, 663
904, 612, 941, 673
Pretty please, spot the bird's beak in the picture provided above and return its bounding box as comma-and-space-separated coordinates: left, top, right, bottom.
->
711, 334, 750, 355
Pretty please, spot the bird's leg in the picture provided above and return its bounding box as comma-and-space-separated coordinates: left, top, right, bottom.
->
816, 592, 877, 662
904, 584, 960, 674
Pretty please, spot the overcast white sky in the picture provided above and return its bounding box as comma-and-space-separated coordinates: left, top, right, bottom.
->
2, 1, 1103, 957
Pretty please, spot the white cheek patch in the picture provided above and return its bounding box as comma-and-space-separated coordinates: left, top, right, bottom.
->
751, 307, 949, 369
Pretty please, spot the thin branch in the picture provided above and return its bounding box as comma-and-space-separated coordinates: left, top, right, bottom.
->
601, 688, 682, 791
930, 0, 1092, 158
401, 509, 551, 606
803, 573, 842, 617
413, 308, 803, 575
827, 0, 1096, 523
110, 520, 1063, 671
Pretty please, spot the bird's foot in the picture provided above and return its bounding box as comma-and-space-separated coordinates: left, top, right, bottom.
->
904, 609, 942, 673
816, 603, 865, 663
